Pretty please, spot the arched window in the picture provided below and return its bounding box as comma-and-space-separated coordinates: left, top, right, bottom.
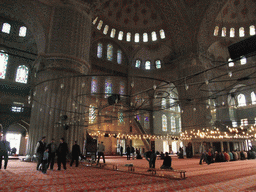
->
230, 28, 235, 37
2, 23, 11, 34
228, 58, 234, 67
214, 26, 219, 36
155, 60, 161, 69
117, 50, 122, 64
92, 17, 98, 25
162, 114, 167, 131
118, 112, 124, 125
91, 76, 97, 94
19, 26, 27, 37
15, 65, 29, 84
105, 78, 112, 98
251, 92, 256, 105
143, 33, 148, 42
135, 33, 140, 43
89, 105, 96, 124
103, 25, 109, 35
127, 32, 131, 42
118, 31, 123, 40
107, 44, 113, 61
239, 27, 245, 37
171, 116, 176, 132
135, 60, 141, 68
0, 50, 8, 79
240, 56, 246, 65
237, 93, 246, 107
152, 31, 157, 41
119, 81, 125, 95
162, 98, 166, 109
110, 28, 116, 38
97, 20, 103, 30
97, 43, 103, 58
145, 61, 151, 70
160, 29, 165, 39
250, 25, 255, 36
221, 27, 226, 37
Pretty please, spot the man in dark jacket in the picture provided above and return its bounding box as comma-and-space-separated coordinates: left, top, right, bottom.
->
0, 134, 11, 169
57, 138, 69, 170
145, 150, 156, 170
35, 136, 46, 170
47, 138, 57, 170
70, 141, 81, 167
126, 146, 130, 160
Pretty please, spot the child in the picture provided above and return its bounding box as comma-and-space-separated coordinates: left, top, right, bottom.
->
42, 148, 49, 174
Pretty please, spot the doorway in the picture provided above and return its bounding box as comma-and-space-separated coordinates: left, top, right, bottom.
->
6, 132, 22, 155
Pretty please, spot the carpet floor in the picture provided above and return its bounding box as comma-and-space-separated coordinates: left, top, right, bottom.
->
1, 156, 256, 192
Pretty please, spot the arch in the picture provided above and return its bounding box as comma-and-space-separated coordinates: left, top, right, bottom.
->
15, 65, 29, 84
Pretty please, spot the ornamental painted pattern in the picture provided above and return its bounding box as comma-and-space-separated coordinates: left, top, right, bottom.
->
0, 50, 8, 79
15, 65, 29, 83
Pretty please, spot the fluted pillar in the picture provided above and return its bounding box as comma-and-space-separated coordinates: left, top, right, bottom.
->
27, 5, 91, 155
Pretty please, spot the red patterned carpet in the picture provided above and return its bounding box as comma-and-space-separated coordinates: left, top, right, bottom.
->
1, 156, 256, 191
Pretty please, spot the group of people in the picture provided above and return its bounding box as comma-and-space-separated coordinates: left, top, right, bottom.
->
35, 137, 81, 174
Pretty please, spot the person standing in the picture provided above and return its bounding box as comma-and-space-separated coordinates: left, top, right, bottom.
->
0, 134, 11, 169
126, 146, 130, 160
131, 146, 135, 160
57, 138, 69, 170
35, 136, 46, 170
199, 142, 209, 165
120, 146, 123, 157
42, 148, 49, 174
70, 141, 81, 167
47, 139, 57, 170
145, 150, 156, 170
97, 141, 105, 165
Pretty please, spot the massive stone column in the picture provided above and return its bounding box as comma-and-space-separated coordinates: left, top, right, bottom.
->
27, 5, 91, 155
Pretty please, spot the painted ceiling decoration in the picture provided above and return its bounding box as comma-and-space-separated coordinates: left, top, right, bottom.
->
93, 0, 164, 30
216, 0, 256, 23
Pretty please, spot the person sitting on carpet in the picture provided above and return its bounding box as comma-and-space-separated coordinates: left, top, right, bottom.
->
160, 152, 173, 170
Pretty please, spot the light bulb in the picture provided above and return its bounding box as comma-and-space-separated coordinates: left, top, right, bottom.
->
153, 84, 157, 90
185, 84, 189, 90
205, 80, 209, 85
60, 84, 64, 89
131, 81, 134, 88
228, 71, 232, 77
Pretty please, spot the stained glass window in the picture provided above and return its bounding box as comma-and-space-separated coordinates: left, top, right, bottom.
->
214, 26, 219, 36
118, 112, 124, 125
251, 92, 256, 105
250, 25, 255, 36
145, 61, 151, 70
105, 78, 112, 98
135, 60, 141, 68
230, 28, 235, 37
127, 32, 131, 42
117, 50, 122, 64
152, 31, 157, 41
2, 23, 11, 34
160, 29, 165, 39
162, 114, 167, 131
118, 31, 123, 40
97, 20, 103, 30
144, 116, 149, 129
155, 60, 161, 69
19, 26, 27, 37
119, 81, 125, 95
103, 25, 109, 35
15, 65, 29, 84
0, 50, 8, 79
89, 105, 96, 124
97, 43, 103, 58
221, 27, 226, 37
239, 27, 244, 37
91, 76, 97, 94
107, 44, 113, 61
162, 98, 166, 109
110, 29, 116, 38
135, 33, 139, 43
171, 116, 176, 132
237, 93, 246, 107
240, 56, 246, 65
143, 33, 148, 42
228, 58, 234, 67
92, 17, 98, 25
